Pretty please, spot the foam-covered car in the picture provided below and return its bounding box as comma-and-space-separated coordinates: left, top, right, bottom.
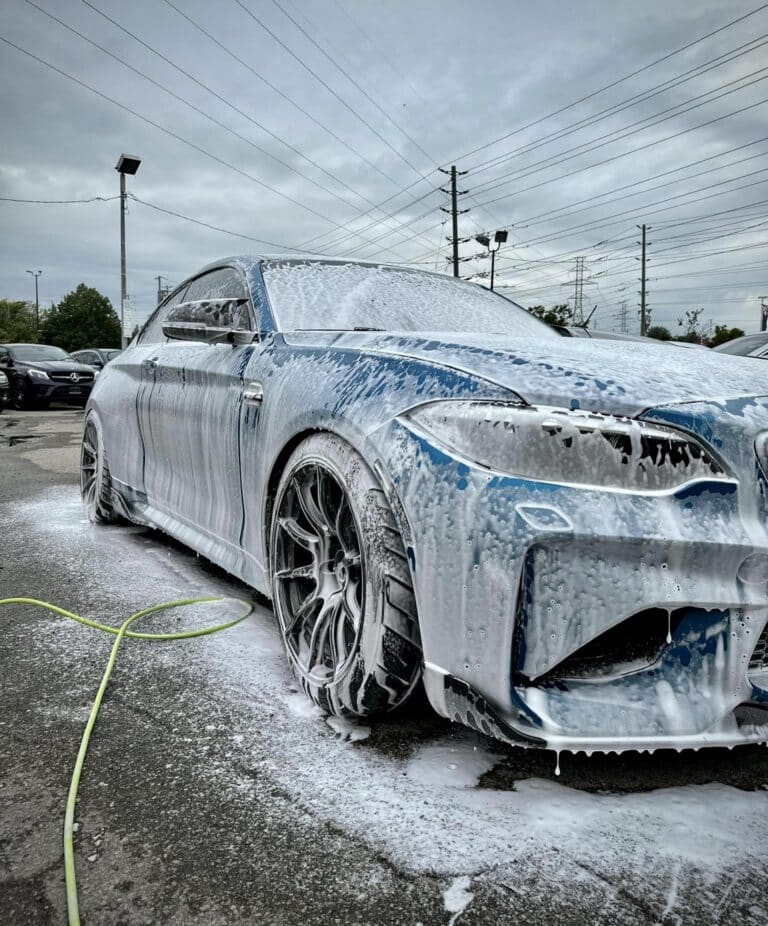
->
81, 257, 768, 755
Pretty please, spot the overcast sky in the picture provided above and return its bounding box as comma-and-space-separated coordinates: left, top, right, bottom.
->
1, 0, 766, 335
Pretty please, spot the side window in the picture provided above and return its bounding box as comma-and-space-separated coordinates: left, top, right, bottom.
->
137, 285, 188, 345
0, 349, 10, 365
185, 268, 247, 302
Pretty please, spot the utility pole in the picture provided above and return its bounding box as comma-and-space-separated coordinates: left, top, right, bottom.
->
638, 223, 649, 336
26, 269, 42, 329
439, 165, 469, 278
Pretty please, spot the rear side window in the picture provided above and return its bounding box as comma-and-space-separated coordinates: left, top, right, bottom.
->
137, 285, 188, 345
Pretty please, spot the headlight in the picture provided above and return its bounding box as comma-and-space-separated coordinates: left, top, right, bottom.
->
0, 371, 7, 384
402, 401, 730, 493
27, 368, 49, 380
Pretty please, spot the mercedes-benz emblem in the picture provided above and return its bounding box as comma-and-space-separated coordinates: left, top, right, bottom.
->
69, 372, 80, 383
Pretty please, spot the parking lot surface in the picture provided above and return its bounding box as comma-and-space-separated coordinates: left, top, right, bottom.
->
2, 408, 768, 925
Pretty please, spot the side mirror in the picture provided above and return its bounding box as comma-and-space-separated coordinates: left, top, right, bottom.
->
162, 298, 257, 345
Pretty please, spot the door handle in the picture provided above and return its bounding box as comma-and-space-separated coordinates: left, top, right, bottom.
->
243, 381, 264, 405
143, 357, 158, 369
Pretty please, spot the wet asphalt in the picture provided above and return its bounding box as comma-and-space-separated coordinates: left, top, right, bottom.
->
1, 408, 767, 926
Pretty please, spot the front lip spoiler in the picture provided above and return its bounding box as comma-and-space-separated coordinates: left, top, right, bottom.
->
442, 674, 546, 749
442, 675, 768, 754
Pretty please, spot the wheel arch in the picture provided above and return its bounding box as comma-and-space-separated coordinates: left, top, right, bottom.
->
261, 426, 417, 597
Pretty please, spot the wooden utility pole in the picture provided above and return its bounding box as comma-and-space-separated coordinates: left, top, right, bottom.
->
439, 165, 468, 278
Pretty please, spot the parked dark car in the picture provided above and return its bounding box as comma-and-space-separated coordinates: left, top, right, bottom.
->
0, 343, 96, 409
0, 370, 8, 412
81, 255, 768, 757
71, 348, 122, 370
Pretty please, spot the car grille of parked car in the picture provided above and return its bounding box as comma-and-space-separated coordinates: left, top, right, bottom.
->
49, 372, 94, 383
750, 623, 768, 672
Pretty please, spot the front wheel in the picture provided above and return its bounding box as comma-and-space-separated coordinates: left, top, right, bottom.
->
80, 412, 119, 523
271, 433, 422, 718
10, 377, 29, 410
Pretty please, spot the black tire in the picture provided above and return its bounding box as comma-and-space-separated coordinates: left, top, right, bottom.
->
80, 412, 119, 523
10, 377, 29, 411
271, 433, 422, 718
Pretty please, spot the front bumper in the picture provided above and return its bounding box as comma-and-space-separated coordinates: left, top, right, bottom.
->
372, 401, 768, 752
29, 379, 93, 403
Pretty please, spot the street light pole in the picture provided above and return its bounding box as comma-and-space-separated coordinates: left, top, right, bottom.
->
26, 269, 41, 329
475, 230, 508, 292
119, 171, 126, 346
115, 154, 142, 348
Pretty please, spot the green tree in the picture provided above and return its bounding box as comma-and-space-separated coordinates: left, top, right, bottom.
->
528, 303, 573, 327
676, 308, 705, 343
0, 300, 38, 343
40, 284, 121, 352
709, 324, 745, 348
646, 325, 672, 341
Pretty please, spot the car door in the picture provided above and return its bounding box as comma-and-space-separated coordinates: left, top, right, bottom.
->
140, 267, 255, 562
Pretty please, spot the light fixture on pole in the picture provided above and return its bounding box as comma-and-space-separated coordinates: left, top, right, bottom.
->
26, 269, 42, 329
116, 154, 141, 347
475, 230, 508, 291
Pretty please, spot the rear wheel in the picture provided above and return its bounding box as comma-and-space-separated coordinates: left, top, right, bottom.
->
80, 412, 118, 523
271, 433, 421, 717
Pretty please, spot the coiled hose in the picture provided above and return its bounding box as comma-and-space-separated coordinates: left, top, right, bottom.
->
0, 595, 254, 926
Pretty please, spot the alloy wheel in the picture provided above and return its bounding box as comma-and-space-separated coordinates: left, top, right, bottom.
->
80, 417, 100, 509
273, 462, 365, 684
11, 379, 27, 410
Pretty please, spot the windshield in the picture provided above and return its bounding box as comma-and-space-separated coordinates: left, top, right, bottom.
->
262, 260, 554, 337
9, 344, 73, 362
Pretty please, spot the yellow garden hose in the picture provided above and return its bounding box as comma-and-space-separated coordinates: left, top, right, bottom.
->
0, 595, 254, 926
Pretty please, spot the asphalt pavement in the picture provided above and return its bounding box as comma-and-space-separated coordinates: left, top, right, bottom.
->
1, 408, 767, 926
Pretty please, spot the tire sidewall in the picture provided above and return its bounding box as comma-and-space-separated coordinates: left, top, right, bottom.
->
81, 411, 114, 523
270, 434, 400, 715
11, 376, 28, 410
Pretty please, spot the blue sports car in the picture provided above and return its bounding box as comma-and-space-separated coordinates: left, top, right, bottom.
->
82, 256, 768, 755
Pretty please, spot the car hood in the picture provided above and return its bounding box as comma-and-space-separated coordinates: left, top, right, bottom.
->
16, 359, 95, 374
284, 331, 768, 416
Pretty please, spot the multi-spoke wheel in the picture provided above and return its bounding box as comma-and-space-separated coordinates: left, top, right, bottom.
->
10, 377, 29, 410
80, 412, 118, 523
271, 433, 422, 717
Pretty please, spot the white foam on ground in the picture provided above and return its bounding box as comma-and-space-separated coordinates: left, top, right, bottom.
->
406, 736, 500, 789
8, 488, 768, 921
443, 875, 474, 925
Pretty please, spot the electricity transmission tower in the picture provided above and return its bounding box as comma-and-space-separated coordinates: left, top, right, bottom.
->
618, 299, 628, 334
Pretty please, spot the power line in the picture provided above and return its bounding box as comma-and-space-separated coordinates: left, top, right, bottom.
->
231, 0, 428, 180
0, 195, 118, 204
291, 2, 768, 259
26, 0, 414, 260
468, 32, 768, 185
0, 33, 367, 232
473, 70, 768, 208
155, 0, 441, 252
128, 195, 307, 251
340, 93, 768, 262
268, 0, 437, 168
447, 2, 768, 168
